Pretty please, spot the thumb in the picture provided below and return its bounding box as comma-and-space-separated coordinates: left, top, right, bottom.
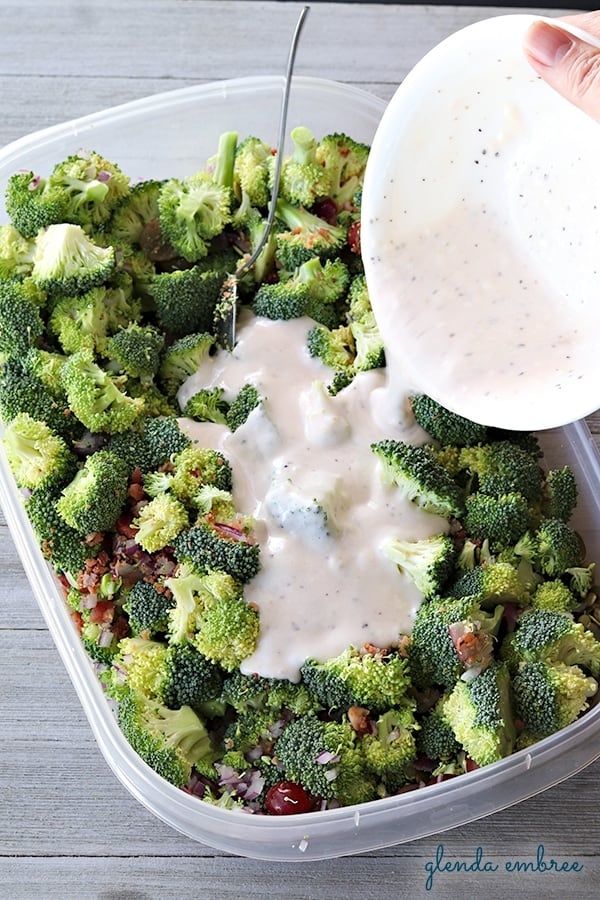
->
524, 19, 600, 123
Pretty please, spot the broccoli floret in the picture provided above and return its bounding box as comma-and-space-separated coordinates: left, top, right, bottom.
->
448, 560, 531, 606
306, 322, 355, 370
106, 179, 163, 248
501, 608, 600, 677
157, 171, 232, 262
371, 439, 464, 519
182, 387, 229, 425
157, 331, 216, 399
116, 685, 217, 787
300, 646, 412, 714
56, 448, 130, 534
416, 697, 461, 763
237, 205, 279, 284
206, 131, 238, 196
0, 357, 82, 443
2, 412, 76, 490
0, 223, 36, 278
48, 286, 117, 355
31, 223, 115, 296
142, 416, 191, 469
463, 492, 531, 552
116, 637, 224, 710
132, 493, 189, 553
164, 563, 258, 669
105, 323, 165, 379
174, 521, 260, 584
459, 440, 544, 504
513, 659, 597, 737
46, 151, 130, 229
567, 563, 596, 599
275, 714, 377, 806
62, 349, 144, 434
409, 394, 489, 447
170, 445, 233, 501
253, 255, 349, 328
531, 579, 579, 614
275, 126, 331, 207
124, 580, 176, 638
538, 466, 578, 523
382, 533, 456, 599
147, 265, 225, 337
273, 198, 347, 269
226, 383, 262, 432
442, 662, 516, 767
24, 348, 68, 398
221, 670, 320, 717
233, 135, 274, 208
315, 132, 370, 210
408, 595, 503, 689
4, 171, 66, 237
0, 280, 45, 358
361, 707, 418, 788
534, 518, 585, 577
80, 617, 123, 666
25, 483, 96, 575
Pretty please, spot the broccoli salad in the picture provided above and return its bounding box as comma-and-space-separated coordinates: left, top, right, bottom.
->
1, 128, 600, 816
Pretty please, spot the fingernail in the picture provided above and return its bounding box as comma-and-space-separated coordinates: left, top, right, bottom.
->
524, 21, 573, 67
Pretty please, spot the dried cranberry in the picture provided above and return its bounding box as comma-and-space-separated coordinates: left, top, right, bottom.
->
264, 781, 315, 815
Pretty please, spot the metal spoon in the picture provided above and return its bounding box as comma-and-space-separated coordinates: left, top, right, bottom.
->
214, 5, 310, 350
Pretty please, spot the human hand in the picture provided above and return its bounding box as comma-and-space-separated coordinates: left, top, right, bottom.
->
524, 13, 600, 122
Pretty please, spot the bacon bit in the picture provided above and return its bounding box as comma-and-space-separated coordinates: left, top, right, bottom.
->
362, 642, 389, 657
397, 634, 411, 658
130, 467, 143, 484
347, 220, 361, 255
347, 705, 371, 734
115, 513, 138, 539
70, 610, 84, 633
84, 531, 104, 547
449, 621, 494, 670
128, 481, 146, 502
214, 522, 255, 543
112, 614, 130, 641
89, 600, 115, 624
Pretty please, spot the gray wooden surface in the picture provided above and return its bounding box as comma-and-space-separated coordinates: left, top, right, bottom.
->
2, 2, 600, 898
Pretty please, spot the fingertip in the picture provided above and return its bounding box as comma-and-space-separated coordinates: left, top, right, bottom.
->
523, 20, 573, 68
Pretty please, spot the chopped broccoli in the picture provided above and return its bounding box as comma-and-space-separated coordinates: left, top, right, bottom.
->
361, 707, 419, 788
124, 580, 176, 638
530, 579, 580, 614
538, 466, 578, 523
501, 608, 600, 677
2, 412, 76, 490
463, 492, 531, 552
182, 387, 229, 425
62, 348, 144, 434
56, 448, 130, 534
174, 521, 260, 584
0, 356, 83, 443
116, 685, 217, 787
371, 439, 464, 518
233, 135, 274, 208
408, 595, 503, 689
416, 697, 461, 763
315, 132, 370, 209
147, 266, 225, 337
106, 179, 163, 248
132, 493, 189, 553
49, 286, 117, 356
306, 322, 355, 371
300, 646, 412, 714
157, 331, 216, 399
253, 255, 349, 328
24, 348, 69, 398
46, 151, 130, 229
105, 323, 165, 379
142, 416, 191, 469
275, 126, 331, 207
170, 445, 233, 501
221, 669, 320, 717
31, 223, 115, 296
442, 661, 516, 767
274, 714, 377, 804
157, 171, 232, 262
448, 560, 531, 606
382, 533, 456, 599
25, 483, 98, 575
273, 197, 347, 269
513, 659, 597, 737
458, 440, 544, 503
409, 394, 489, 447
226, 382, 262, 432
0, 223, 36, 278
0, 280, 45, 358
534, 518, 585, 577
4, 171, 66, 237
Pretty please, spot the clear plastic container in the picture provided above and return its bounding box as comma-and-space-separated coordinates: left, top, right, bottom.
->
1, 76, 600, 861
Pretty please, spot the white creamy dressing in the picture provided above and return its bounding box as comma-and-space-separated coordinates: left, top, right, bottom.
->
178, 313, 444, 681
360, 15, 600, 431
